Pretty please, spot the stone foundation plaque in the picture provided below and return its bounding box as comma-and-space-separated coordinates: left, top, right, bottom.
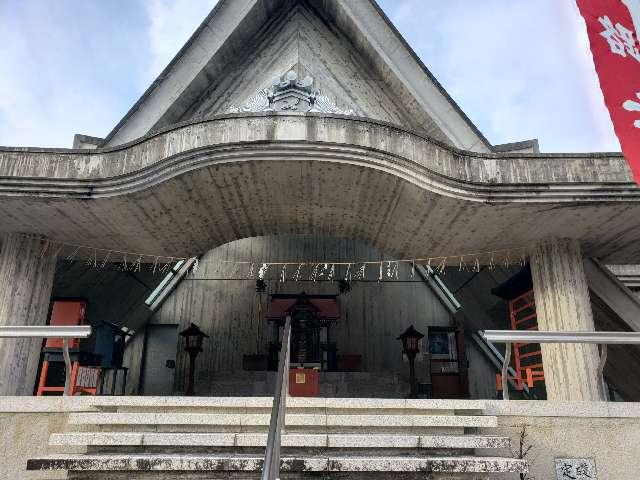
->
555, 458, 597, 479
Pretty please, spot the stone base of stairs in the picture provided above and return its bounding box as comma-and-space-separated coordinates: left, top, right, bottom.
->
65, 473, 515, 480
29, 453, 526, 472
26, 397, 527, 478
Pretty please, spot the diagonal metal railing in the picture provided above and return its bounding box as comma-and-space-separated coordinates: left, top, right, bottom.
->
0, 325, 92, 395
261, 315, 292, 480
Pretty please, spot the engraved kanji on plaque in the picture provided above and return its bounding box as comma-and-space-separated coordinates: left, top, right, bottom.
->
555, 458, 597, 480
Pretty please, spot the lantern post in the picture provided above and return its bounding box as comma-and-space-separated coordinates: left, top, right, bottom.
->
397, 325, 425, 398
179, 323, 209, 396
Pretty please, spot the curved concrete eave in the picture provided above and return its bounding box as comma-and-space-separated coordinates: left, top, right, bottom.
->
0, 113, 638, 263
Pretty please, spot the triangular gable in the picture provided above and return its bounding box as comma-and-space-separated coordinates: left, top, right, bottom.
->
102, 0, 492, 152
179, 5, 436, 133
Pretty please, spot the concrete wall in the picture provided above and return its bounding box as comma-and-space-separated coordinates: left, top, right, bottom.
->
493, 417, 640, 479
133, 234, 455, 395
0, 234, 57, 396
466, 336, 500, 400
121, 329, 146, 395
0, 397, 94, 480
483, 401, 640, 480
0, 411, 69, 480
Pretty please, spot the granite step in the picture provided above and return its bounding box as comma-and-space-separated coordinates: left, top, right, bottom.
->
88, 397, 487, 413
50, 432, 510, 450
27, 453, 528, 474
63, 474, 518, 480
68, 412, 498, 429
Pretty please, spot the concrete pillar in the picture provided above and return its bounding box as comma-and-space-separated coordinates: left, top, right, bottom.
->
0, 234, 57, 395
530, 238, 602, 401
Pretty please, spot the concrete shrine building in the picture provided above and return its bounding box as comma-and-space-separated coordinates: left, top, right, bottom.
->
2, 1, 640, 478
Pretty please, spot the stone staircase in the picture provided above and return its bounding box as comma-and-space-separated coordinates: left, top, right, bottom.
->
27, 397, 527, 479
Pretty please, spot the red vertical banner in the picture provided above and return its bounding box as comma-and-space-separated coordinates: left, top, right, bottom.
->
576, 0, 640, 183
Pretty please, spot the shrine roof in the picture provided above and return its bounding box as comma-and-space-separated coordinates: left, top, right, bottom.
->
266, 295, 340, 321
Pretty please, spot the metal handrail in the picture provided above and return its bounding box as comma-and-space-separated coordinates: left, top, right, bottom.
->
471, 331, 534, 399
0, 325, 92, 396
481, 330, 640, 400
262, 315, 291, 480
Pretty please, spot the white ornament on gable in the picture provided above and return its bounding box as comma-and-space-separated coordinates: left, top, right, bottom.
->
228, 89, 271, 113
228, 70, 355, 115
623, 91, 640, 128
599, 15, 640, 62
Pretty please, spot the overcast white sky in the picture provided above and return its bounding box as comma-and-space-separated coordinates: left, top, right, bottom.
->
0, 0, 620, 152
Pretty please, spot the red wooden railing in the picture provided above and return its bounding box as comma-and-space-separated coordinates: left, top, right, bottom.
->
496, 289, 545, 392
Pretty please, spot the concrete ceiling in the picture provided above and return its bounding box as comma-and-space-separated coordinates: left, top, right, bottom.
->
0, 114, 638, 264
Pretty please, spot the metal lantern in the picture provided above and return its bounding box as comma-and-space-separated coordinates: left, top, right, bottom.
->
179, 323, 209, 395
397, 325, 424, 398
180, 323, 209, 352
397, 325, 424, 354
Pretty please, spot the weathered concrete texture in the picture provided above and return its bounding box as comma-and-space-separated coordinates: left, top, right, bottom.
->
102, 0, 491, 152
186, 4, 440, 142
583, 258, 640, 400
530, 239, 602, 401
72, 134, 103, 149
121, 328, 146, 395
0, 396, 97, 413
27, 453, 527, 473
584, 258, 640, 332
0, 233, 57, 395
145, 235, 452, 396
488, 413, 640, 480
0, 115, 638, 264
0, 115, 629, 184
0, 412, 73, 480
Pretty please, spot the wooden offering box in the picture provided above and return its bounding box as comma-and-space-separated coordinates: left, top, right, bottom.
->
288, 367, 319, 397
